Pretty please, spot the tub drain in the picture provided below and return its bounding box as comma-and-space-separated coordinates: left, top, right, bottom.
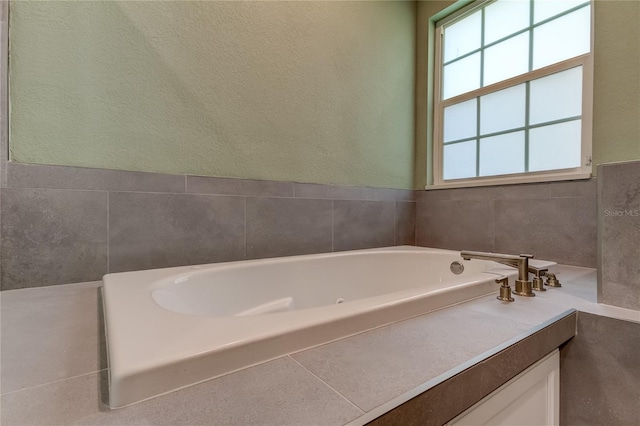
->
336, 298, 345, 304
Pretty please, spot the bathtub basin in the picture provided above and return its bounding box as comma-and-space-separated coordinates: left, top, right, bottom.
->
102, 246, 549, 408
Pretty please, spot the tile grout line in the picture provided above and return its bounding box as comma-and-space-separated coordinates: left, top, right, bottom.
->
394, 201, 397, 245
287, 355, 366, 415
2, 186, 395, 201
414, 198, 419, 245
106, 192, 110, 273
1, 368, 108, 397
491, 199, 496, 252
1, 182, 418, 202
331, 200, 335, 252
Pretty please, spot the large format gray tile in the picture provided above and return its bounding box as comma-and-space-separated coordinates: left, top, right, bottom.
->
294, 182, 368, 200
245, 197, 333, 259
0, 1, 7, 22
598, 161, 640, 310
1, 371, 106, 426
366, 188, 415, 202
6, 163, 185, 193
0, 282, 105, 394
416, 180, 592, 204
462, 292, 572, 327
1, 358, 363, 426
494, 197, 597, 267
1, 188, 108, 289
415, 189, 451, 203
108, 192, 244, 273
560, 312, 640, 426
370, 312, 577, 426
547, 178, 596, 198
186, 175, 293, 197
416, 199, 494, 251
447, 184, 551, 201
419, 184, 551, 203
291, 304, 531, 412
333, 200, 395, 251
396, 202, 416, 245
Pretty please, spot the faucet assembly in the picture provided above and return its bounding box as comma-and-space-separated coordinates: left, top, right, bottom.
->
460, 251, 562, 301
460, 251, 537, 297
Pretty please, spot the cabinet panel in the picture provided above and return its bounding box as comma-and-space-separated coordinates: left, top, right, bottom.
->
448, 349, 559, 426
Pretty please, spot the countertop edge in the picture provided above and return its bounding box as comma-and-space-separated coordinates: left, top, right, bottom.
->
349, 309, 577, 426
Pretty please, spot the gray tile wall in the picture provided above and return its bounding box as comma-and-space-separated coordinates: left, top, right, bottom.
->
1, 188, 108, 289
560, 311, 640, 426
597, 160, 640, 310
108, 192, 245, 273
416, 179, 597, 267
0, 162, 416, 290
245, 197, 333, 259
333, 200, 396, 251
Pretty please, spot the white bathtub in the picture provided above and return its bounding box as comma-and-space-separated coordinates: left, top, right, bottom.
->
102, 246, 539, 408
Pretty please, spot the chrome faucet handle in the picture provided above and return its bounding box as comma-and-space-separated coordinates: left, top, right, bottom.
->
519, 254, 534, 258
495, 277, 514, 302
532, 268, 548, 292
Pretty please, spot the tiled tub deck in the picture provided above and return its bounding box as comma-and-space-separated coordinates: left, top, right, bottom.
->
1, 266, 638, 425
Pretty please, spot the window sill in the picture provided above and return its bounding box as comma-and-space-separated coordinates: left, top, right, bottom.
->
426, 172, 592, 190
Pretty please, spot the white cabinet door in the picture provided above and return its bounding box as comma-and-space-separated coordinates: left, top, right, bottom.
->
448, 349, 559, 426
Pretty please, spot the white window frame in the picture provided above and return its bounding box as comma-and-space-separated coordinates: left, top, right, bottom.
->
429, 0, 594, 190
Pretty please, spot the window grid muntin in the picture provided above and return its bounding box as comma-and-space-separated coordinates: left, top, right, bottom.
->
441, 0, 590, 77
443, 115, 582, 145
442, 64, 584, 178
524, 81, 531, 172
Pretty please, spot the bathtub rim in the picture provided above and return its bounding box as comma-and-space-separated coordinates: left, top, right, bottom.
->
103, 246, 532, 408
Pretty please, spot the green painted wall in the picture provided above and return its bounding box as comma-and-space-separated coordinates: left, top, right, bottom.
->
591, 0, 640, 168
414, 0, 640, 188
10, 1, 638, 191
9, 1, 417, 189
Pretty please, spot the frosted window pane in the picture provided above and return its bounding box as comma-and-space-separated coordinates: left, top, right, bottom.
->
479, 131, 525, 177
534, 0, 588, 23
444, 141, 477, 180
444, 99, 477, 142
480, 84, 526, 135
443, 53, 481, 100
484, 0, 530, 44
444, 11, 482, 62
529, 120, 582, 172
533, 7, 590, 70
529, 67, 582, 125
483, 33, 530, 87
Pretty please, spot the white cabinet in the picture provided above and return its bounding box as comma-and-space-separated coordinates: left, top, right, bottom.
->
447, 349, 559, 426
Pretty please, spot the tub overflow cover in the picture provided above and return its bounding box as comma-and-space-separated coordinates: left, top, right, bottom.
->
450, 261, 465, 275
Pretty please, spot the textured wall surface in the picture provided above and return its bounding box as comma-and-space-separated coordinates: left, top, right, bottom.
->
8, 1, 416, 189
591, 0, 640, 167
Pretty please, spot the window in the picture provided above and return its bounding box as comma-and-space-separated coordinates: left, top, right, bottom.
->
431, 0, 593, 188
